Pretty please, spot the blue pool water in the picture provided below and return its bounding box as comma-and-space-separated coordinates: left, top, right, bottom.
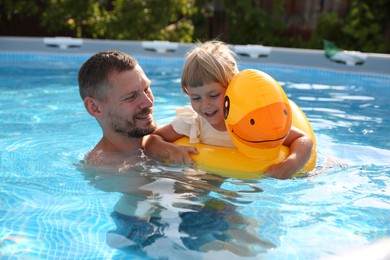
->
1, 52, 390, 259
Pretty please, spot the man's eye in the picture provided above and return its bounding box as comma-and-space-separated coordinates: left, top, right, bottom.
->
125, 94, 136, 101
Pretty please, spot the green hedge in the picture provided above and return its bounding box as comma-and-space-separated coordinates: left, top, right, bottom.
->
1, 0, 389, 53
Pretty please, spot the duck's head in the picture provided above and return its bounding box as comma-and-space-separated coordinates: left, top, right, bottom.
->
224, 69, 292, 159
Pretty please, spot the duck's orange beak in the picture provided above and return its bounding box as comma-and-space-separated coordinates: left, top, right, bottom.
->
227, 102, 291, 148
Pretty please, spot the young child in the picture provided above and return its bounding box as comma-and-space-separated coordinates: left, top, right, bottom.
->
145, 40, 313, 179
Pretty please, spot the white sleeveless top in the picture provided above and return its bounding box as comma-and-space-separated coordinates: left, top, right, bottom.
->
171, 106, 235, 148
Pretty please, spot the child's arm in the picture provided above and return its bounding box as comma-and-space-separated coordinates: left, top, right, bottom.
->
266, 126, 313, 179
144, 124, 198, 164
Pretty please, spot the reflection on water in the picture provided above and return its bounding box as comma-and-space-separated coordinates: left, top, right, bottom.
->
2, 55, 389, 259
79, 152, 276, 258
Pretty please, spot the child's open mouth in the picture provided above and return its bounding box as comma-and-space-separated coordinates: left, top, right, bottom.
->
204, 110, 217, 118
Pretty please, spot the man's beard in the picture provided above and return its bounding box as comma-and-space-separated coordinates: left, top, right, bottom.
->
109, 109, 156, 138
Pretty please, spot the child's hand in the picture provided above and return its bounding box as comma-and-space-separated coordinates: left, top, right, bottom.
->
266, 127, 313, 180
164, 145, 198, 165
266, 127, 313, 179
266, 155, 297, 180
144, 134, 198, 165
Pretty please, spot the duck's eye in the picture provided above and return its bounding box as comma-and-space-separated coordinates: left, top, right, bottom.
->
284, 109, 288, 116
224, 96, 230, 119
250, 119, 255, 125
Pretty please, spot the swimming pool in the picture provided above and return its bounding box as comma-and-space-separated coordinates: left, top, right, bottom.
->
1, 51, 390, 259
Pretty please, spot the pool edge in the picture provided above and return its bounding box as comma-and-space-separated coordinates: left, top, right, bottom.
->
1, 36, 389, 75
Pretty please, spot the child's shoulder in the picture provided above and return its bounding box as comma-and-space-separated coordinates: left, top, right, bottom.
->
175, 106, 198, 118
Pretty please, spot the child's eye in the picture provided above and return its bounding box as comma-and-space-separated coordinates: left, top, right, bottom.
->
191, 96, 201, 101
210, 93, 220, 98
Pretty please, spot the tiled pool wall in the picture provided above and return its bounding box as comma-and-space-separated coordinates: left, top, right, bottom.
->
1, 48, 389, 89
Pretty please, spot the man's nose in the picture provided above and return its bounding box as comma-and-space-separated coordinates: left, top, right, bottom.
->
139, 91, 154, 109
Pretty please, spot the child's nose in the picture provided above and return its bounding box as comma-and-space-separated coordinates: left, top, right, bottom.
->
202, 98, 212, 108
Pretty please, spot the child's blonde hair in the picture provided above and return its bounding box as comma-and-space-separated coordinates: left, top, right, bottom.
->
181, 40, 239, 94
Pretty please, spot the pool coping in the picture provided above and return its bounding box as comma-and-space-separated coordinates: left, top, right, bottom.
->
1, 36, 389, 75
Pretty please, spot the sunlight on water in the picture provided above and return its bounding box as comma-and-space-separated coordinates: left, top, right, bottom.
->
0, 53, 389, 259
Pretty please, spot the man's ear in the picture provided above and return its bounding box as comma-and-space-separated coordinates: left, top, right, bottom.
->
84, 96, 103, 120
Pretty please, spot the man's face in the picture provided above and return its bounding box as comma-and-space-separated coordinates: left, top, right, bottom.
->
101, 65, 156, 138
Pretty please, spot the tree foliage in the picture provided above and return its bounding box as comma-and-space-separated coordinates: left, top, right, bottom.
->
1, 0, 389, 53
104, 0, 196, 41
341, 0, 389, 53
308, 0, 390, 53
223, 0, 286, 45
0, 0, 195, 42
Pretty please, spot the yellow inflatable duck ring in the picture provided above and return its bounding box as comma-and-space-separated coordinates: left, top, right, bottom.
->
175, 69, 317, 179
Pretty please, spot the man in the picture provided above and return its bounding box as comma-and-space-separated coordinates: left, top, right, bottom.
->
78, 50, 157, 164
78, 50, 205, 253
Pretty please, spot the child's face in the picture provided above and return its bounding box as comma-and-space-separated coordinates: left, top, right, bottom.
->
187, 82, 227, 131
